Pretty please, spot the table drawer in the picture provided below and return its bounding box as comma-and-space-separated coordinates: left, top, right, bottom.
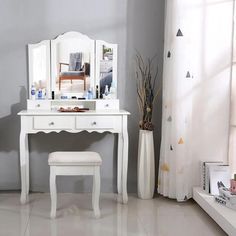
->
27, 100, 51, 110
33, 116, 74, 130
76, 116, 120, 130
95, 100, 119, 110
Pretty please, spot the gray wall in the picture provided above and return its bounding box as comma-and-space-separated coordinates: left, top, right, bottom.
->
0, 0, 164, 193
126, 0, 164, 191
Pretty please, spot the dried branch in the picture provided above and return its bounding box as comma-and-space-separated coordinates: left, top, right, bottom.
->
135, 52, 160, 131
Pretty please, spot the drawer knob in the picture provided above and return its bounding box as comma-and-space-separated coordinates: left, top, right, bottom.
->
36, 104, 41, 107
92, 121, 97, 125
105, 104, 109, 107
49, 122, 54, 126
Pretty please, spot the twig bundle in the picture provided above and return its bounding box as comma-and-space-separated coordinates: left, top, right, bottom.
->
135, 52, 160, 131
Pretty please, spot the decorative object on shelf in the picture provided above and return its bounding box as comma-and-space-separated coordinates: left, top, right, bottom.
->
135, 52, 160, 199
58, 107, 89, 112
214, 181, 236, 210
230, 174, 236, 194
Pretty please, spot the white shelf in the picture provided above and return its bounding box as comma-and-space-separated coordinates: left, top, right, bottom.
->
193, 187, 236, 236
27, 99, 120, 111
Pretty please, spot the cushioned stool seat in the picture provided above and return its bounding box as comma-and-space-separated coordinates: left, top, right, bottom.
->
48, 152, 102, 166
48, 151, 102, 219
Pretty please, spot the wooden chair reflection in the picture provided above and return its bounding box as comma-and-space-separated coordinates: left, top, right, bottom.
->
58, 62, 90, 91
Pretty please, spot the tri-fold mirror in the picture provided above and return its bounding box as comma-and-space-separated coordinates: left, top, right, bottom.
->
28, 31, 118, 99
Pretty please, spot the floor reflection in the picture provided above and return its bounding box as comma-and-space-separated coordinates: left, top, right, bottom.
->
0, 193, 227, 236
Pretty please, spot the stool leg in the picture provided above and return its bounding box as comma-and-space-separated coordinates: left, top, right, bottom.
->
92, 166, 101, 218
50, 167, 57, 218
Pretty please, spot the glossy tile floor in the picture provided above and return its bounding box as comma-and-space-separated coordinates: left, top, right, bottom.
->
0, 193, 227, 236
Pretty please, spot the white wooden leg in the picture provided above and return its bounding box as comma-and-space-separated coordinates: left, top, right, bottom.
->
92, 166, 101, 218
117, 133, 123, 194
50, 167, 57, 218
122, 116, 128, 204
25, 134, 30, 196
20, 132, 28, 204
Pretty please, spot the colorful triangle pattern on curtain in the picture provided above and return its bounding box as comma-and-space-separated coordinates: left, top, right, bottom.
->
161, 163, 170, 172
176, 29, 183, 37
167, 115, 172, 122
178, 137, 184, 144
158, 0, 233, 203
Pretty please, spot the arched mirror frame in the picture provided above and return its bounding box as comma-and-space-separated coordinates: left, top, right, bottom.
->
95, 40, 118, 98
51, 31, 95, 98
28, 31, 118, 99
28, 40, 51, 99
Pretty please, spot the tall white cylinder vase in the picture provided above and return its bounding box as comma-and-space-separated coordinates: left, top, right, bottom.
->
137, 130, 155, 199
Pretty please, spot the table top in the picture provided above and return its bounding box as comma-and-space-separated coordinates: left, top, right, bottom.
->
18, 110, 130, 116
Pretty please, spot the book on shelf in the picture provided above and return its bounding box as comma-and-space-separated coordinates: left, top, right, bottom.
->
218, 185, 236, 205
200, 161, 205, 190
200, 161, 223, 193
209, 165, 230, 195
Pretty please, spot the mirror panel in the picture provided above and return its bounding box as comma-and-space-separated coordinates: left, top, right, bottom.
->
51, 32, 95, 98
96, 40, 118, 98
28, 32, 118, 100
28, 40, 50, 98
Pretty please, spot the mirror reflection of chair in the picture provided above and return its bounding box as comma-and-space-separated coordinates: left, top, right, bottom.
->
58, 52, 90, 91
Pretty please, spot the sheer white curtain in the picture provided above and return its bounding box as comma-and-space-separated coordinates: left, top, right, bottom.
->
229, 2, 236, 176
158, 0, 234, 201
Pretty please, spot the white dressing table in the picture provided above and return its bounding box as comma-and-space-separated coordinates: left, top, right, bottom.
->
18, 108, 130, 204
22, 31, 127, 205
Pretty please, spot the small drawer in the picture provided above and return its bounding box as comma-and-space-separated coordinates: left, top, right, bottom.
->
76, 116, 120, 130
95, 99, 119, 110
27, 100, 51, 110
33, 116, 74, 130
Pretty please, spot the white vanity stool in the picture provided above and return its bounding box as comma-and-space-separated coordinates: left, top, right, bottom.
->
48, 151, 102, 219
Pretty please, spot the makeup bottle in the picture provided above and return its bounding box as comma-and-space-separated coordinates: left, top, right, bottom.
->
31, 85, 36, 100
87, 87, 93, 99
52, 91, 55, 100
96, 85, 99, 99
100, 91, 103, 99
38, 88, 42, 99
